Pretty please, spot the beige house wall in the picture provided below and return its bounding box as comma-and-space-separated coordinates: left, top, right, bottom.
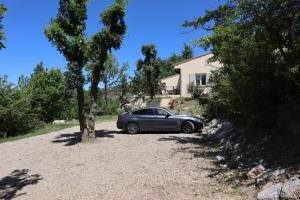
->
174, 53, 222, 97
161, 74, 180, 90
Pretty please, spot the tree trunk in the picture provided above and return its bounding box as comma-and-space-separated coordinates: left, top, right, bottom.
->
104, 82, 108, 115
76, 85, 87, 132
83, 52, 106, 142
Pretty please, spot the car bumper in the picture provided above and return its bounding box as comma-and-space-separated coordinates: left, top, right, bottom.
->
117, 121, 126, 129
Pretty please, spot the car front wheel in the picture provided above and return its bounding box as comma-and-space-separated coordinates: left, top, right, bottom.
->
127, 122, 139, 134
182, 121, 195, 134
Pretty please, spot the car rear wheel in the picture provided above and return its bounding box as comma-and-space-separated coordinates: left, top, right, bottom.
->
182, 121, 195, 134
127, 122, 139, 134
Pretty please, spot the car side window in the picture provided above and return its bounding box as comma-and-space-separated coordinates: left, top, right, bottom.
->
132, 109, 153, 115
154, 109, 168, 116
131, 110, 141, 115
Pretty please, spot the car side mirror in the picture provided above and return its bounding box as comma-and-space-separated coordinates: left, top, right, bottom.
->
165, 113, 171, 118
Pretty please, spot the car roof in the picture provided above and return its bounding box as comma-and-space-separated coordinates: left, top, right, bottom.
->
129, 107, 168, 113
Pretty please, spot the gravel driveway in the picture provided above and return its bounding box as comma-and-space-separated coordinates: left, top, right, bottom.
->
0, 120, 253, 200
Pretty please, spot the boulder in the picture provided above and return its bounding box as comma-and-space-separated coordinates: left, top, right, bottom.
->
280, 176, 300, 199
257, 183, 283, 200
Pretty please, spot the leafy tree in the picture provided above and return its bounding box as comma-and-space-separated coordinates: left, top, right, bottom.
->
0, 75, 39, 137
130, 69, 146, 98
117, 62, 129, 111
0, 4, 7, 49
182, 43, 193, 59
159, 44, 194, 79
102, 54, 119, 114
33, 62, 45, 75
27, 63, 66, 122
184, 0, 300, 137
84, 0, 127, 141
136, 44, 161, 100
45, 0, 88, 132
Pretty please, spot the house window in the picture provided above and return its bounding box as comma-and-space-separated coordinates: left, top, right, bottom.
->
201, 74, 207, 85
190, 73, 207, 86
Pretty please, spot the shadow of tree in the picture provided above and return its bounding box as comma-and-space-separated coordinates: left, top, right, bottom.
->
158, 134, 228, 176
158, 132, 256, 186
119, 131, 182, 135
52, 129, 115, 146
158, 134, 216, 147
0, 169, 42, 200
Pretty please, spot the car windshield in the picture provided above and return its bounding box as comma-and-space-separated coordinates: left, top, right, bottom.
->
162, 108, 175, 115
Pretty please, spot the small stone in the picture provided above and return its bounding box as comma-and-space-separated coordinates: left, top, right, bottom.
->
216, 155, 225, 161
272, 169, 285, 177
257, 183, 283, 200
220, 164, 227, 169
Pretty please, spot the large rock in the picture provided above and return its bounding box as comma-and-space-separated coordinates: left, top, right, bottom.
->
257, 183, 283, 200
280, 176, 300, 199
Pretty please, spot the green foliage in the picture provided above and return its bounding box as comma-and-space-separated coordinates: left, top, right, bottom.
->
185, 0, 300, 136
182, 43, 193, 59
85, 0, 127, 135
117, 62, 129, 111
187, 83, 205, 99
27, 63, 67, 122
0, 75, 40, 137
102, 54, 119, 87
45, 0, 89, 132
159, 43, 194, 79
135, 44, 161, 100
0, 3, 7, 49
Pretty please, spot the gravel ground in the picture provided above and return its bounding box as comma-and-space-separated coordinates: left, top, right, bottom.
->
0, 121, 254, 200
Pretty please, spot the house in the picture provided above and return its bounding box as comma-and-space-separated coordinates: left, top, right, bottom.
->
161, 52, 222, 97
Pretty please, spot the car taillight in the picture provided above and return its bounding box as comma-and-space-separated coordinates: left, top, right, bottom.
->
117, 115, 123, 122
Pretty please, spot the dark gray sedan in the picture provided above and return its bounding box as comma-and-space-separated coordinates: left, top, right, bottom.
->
116, 107, 203, 134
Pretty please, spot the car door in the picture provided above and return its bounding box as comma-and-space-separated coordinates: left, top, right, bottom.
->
152, 108, 180, 131
131, 109, 156, 131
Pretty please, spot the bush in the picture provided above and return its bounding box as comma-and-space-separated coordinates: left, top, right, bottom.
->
27, 65, 67, 122
187, 83, 205, 99
186, 0, 300, 138
0, 76, 40, 137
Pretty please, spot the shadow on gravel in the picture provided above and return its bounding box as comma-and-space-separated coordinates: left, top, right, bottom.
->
52, 129, 115, 146
158, 134, 226, 174
158, 134, 216, 147
119, 131, 182, 135
0, 169, 42, 200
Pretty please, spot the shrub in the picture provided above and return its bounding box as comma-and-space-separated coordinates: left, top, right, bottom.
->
187, 83, 205, 99
0, 76, 40, 137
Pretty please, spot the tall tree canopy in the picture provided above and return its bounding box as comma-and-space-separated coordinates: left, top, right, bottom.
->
45, 0, 89, 132
118, 62, 129, 111
84, 0, 127, 141
45, 0, 127, 142
136, 44, 160, 100
102, 54, 119, 115
0, 3, 7, 49
27, 63, 66, 122
159, 43, 194, 79
182, 43, 193, 60
184, 0, 300, 137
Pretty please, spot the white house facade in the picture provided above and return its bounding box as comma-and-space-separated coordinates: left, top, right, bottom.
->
161, 52, 222, 97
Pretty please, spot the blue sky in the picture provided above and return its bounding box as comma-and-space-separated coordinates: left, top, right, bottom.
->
0, 0, 224, 84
